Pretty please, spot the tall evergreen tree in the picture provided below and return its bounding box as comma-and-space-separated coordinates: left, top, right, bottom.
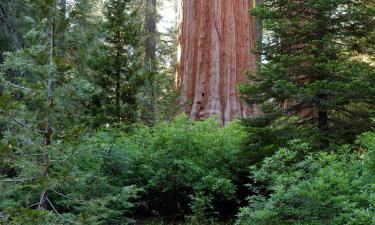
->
0, 0, 68, 218
240, 0, 375, 150
0, 1, 139, 223
92, 0, 143, 124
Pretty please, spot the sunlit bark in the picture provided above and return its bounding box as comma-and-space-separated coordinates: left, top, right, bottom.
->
176, 0, 260, 124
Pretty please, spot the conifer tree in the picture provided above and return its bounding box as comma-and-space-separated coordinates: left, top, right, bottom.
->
0, 0, 69, 218
241, 0, 375, 149
0, 1, 139, 223
92, 0, 143, 124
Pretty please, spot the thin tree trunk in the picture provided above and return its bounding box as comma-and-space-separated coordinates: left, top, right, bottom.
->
176, 0, 260, 125
115, 31, 121, 118
142, 0, 157, 123
0, 49, 3, 64
145, 0, 156, 64
318, 109, 328, 148
39, 0, 55, 210
315, 13, 329, 148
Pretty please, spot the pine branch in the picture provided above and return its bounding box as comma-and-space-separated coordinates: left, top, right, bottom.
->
38, 190, 47, 209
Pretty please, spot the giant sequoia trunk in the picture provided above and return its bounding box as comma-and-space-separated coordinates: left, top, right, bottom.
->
176, 0, 259, 124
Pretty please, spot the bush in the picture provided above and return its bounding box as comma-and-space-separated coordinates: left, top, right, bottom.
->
236, 133, 375, 225
87, 115, 247, 220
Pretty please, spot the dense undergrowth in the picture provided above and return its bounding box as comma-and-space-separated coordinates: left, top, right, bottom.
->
1, 115, 375, 224
77, 116, 247, 223
237, 132, 375, 225
75, 117, 375, 225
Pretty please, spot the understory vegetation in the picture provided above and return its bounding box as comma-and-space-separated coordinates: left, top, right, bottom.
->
1, 116, 374, 224
237, 131, 375, 225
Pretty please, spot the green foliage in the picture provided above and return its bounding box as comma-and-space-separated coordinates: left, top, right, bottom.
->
85, 115, 246, 220
1, 0, 374, 224
237, 132, 375, 225
0, 130, 141, 225
241, 0, 375, 148
90, 0, 144, 124
240, 116, 311, 166
187, 192, 218, 224
0, 0, 139, 224
1, 208, 61, 225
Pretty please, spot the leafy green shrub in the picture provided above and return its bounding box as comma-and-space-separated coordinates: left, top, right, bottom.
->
1, 115, 246, 223
89, 115, 246, 220
187, 192, 218, 224
236, 133, 375, 225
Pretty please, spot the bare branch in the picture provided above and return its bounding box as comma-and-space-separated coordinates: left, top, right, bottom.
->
0, 110, 46, 135
46, 198, 79, 224
0, 176, 40, 183
15, 153, 45, 157
3, 81, 35, 93
27, 202, 40, 208
50, 149, 75, 164
50, 188, 86, 203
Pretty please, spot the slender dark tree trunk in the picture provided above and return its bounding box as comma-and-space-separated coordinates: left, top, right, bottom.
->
142, 0, 157, 123
318, 109, 328, 148
145, 0, 156, 63
315, 14, 329, 148
39, 0, 55, 210
0, 49, 3, 64
115, 31, 121, 118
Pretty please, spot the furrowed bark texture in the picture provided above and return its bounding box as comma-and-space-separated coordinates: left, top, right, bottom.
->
176, 0, 259, 125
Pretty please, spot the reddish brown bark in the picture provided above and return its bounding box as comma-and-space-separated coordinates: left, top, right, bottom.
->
176, 0, 260, 125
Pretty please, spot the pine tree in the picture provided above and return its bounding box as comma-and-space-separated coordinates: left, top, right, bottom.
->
0, 1, 139, 223
92, 0, 143, 124
240, 0, 375, 149
0, 0, 68, 217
